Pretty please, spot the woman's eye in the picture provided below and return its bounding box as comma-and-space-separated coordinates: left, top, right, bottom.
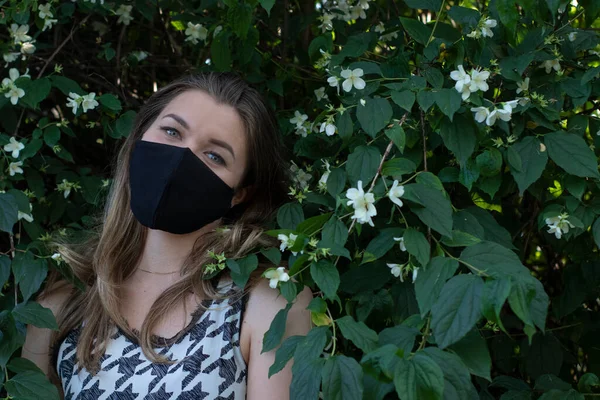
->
206, 151, 226, 166
160, 127, 180, 138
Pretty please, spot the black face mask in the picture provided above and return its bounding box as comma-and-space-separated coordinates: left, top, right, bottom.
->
128, 140, 234, 234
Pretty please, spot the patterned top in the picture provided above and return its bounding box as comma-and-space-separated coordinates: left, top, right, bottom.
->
56, 277, 248, 399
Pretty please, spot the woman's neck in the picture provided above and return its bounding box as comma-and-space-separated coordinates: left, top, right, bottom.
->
135, 220, 220, 274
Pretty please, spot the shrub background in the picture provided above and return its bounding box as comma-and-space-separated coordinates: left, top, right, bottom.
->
1, 0, 600, 399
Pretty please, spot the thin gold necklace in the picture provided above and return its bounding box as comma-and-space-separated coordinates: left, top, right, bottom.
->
137, 267, 180, 275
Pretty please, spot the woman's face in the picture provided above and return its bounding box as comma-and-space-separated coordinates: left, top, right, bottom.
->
141, 89, 249, 206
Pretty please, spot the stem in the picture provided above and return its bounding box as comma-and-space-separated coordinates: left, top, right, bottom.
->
418, 317, 431, 351
426, 0, 446, 46
326, 305, 337, 355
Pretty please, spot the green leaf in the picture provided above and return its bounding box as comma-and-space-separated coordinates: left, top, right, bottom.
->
578, 373, 600, 393
4, 371, 60, 400
581, 66, 600, 85
545, 131, 599, 178
441, 230, 481, 247
346, 145, 381, 184
481, 278, 512, 333
12, 252, 47, 302
50, 76, 85, 96
460, 241, 529, 279
0, 255, 10, 288
336, 315, 378, 353
508, 280, 535, 326
404, 0, 442, 10
262, 302, 293, 353
391, 90, 415, 113
338, 33, 375, 59
12, 302, 58, 330
440, 114, 476, 166
362, 228, 404, 263
261, 247, 281, 266
227, 254, 258, 287
403, 183, 453, 237
506, 145, 522, 172
310, 260, 340, 300
320, 217, 349, 249
211, 32, 232, 71
115, 110, 136, 138
448, 6, 481, 27
510, 137, 548, 194
449, 329, 492, 381
381, 158, 416, 177
277, 203, 304, 230
476, 149, 503, 177
356, 97, 392, 137
495, 0, 519, 36
0, 311, 26, 367
0, 193, 18, 233
399, 17, 433, 45
385, 124, 406, 153
20, 78, 51, 108
431, 274, 484, 348
322, 355, 364, 400
43, 125, 60, 147
546, 0, 561, 20
523, 333, 563, 379
404, 228, 430, 268
268, 335, 303, 377
423, 68, 444, 89
534, 375, 572, 392
416, 90, 436, 111
336, 111, 353, 140
227, 2, 253, 39
415, 257, 459, 317
297, 212, 332, 236
465, 207, 514, 249
423, 347, 479, 399
7, 357, 44, 375
291, 327, 329, 400
394, 352, 444, 400
259, 0, 275, 15
378, 325, 419, 355
538, 389, 584, 400
433, 89, 462, 121
459, 158, 480, 191
327, 168, 347, 198
593, 218, 600, 250
98, 94, 122, 112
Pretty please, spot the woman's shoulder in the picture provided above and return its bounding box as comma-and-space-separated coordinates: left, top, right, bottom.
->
36, 280, 74, 316
244, 276, 313, 331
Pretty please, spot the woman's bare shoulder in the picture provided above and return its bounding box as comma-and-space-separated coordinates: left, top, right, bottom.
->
37, 280, 74, 314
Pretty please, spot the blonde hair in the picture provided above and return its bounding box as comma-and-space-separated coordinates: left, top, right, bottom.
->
43, 72, 290, 375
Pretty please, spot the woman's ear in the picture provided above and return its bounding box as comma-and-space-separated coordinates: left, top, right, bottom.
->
231, 185, 256, 207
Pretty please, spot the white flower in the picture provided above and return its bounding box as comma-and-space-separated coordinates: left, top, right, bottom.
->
481, 18, 497, 38
346, 180, 377, 227
393, 236, 407, 252
387, 263, 403, 279
318, 13, 334, 32
264, 267, 290, 289
318, 160, 331, 191
327, 75, 340, 92
516, 77, 529, 94
485, 103, 512, 126
9, 24, 32, 44
115, 5, 134, 25
412, 267, 419, 283
542, 59, 561, 74
387, 180, 405, 207
545, 213, 575, 239
131, 50, 148, 61
5, 84, 25, 105
469, 69, 490, 92
450, 65, 472, 99
38, 3, 53, 19
3, 52, 20, 66
358, 0, 370, 10
319, 121, 336, 136
18, 204, 33, 223
341, 68, 366, 92
471, 106, 490, 123
20, 42, 36, 56
185, 22, 208, 44
467, 29, 482, 39
314, 87, 328, 101
4, 137, 25, 158
278, 233, 299, 255
57, 179, 74, 198
504, 100, 519, 110
51, 252, 64, 263
213, 25, 223, 37
2, 68, 21, 86
66, 92, 81, 114
568, 32, 577, 42
290, 110, 308, 127
42, 18, 58, 32
290, 163, 311, 189
8, 161, 23, 176
350, 5, 366, 19
374, 22, 385, 34
81, 92, 99, 112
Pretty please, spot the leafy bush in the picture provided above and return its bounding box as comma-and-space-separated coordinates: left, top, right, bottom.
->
1, 0, 600, 399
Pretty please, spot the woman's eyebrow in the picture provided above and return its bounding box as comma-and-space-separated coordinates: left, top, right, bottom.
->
162, 113, 189, 129
209, 138, 236, 161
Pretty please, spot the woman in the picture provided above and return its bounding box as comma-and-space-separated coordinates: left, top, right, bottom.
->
22, 72, 313, 399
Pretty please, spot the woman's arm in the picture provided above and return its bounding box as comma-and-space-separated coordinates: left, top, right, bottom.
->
245, 278, 313, 400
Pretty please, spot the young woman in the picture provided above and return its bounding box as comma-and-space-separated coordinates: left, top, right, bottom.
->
22, 72, 313, 399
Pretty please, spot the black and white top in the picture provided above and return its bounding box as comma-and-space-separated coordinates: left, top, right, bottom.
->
56, 277, 248, 399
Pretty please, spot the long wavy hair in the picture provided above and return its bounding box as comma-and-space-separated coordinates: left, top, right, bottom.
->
43, 72, 290, 375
